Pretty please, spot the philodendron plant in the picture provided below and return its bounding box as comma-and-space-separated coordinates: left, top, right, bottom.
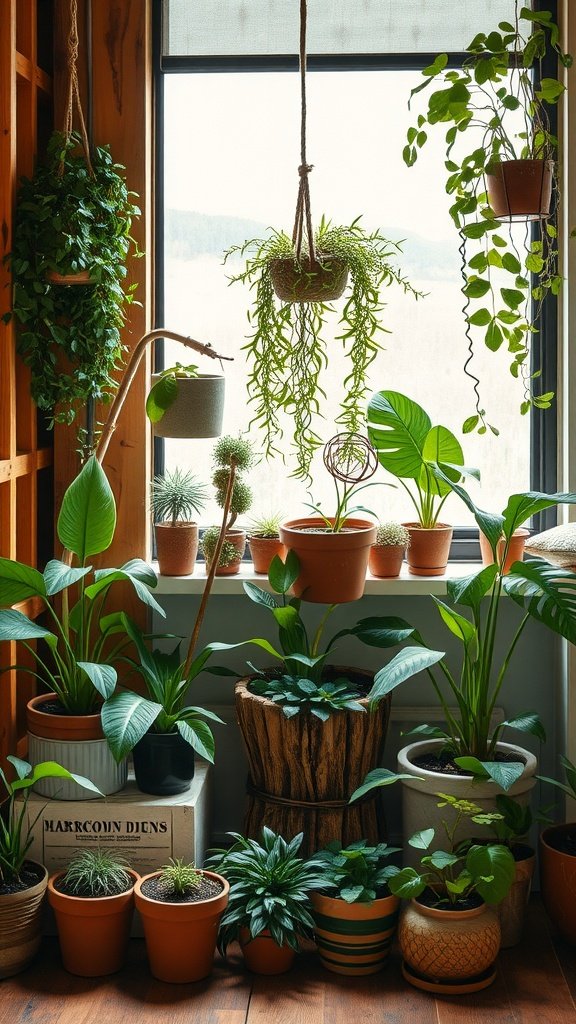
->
0, 457, 164, 715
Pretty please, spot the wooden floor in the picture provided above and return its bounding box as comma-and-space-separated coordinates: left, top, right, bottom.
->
2, 901, 576, 1024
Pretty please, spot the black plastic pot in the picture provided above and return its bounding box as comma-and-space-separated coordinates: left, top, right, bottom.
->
133, 730, 195, 795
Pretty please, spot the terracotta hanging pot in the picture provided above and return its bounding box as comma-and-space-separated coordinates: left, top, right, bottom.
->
248, 536, 286, 575
155, 522, 199, 576
311, 890, 399, 975
540, 823, 576, 944
150, 374, 225, 438
399, 898, 501, 993
0, 863, 48, 979
134, 869, 229, 983
486, 159, 554, 221
368, 543, 406, 578
402, 523, 453, 576
478, 527, 530, 575
270, 256, 348, 302
497, 844, 535, 948
279, 517, 376, 603
48, 870, 138, 977
239, 928, 295, 974
46, 269, 95, 285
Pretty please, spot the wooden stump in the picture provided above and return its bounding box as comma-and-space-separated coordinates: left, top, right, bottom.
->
235, 668, 391, 855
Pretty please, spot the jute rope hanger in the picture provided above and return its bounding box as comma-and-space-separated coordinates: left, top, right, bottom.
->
60, 0, 93, 176
292, 0, 316, 262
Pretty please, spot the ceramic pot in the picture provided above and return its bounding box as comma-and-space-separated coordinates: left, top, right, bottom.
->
311, 890, 399, 975
279, 517, 376, 603
0, 863, 48, 979
248, 536, 286, 575
368, 543, 405, 578
150, 373, 225, 438
403, 523, 453, 576
134, 870, 229, 983
205, 528, 246, 576
155, 522, 199, 576
479, 527, 530, 575
397, 739, 537, 866
270, 256, 348, 302
486, 159, 553, 221
540, 823, 576, 943
48, 870, 138, 976
239, 928, 295, 974
133, 730, 195, 796
398, 898, 500, 993
498, 844, 535, 948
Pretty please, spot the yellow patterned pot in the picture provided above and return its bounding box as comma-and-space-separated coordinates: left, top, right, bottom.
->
311, 891, 399, 975
398, 899, 501, 994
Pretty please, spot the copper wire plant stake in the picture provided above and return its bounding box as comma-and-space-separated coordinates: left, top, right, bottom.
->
317, 432, 378, 533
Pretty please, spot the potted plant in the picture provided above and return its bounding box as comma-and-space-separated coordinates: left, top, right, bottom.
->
0, 456, 164, 798
280, 432, 379, 602
0, 755, 99, 978
368, 522, 410, 578
206, 828, 322, 975
402, 4, 570, 432
151, 467, 207, 576
350, 482, 576, 850
389, 795, 515, 993
4, 130, 139, 426
201, 436, 254, 576
478, 526, 530, 573
484, 794, 536, 948
48, 848, 138, 977
310, 839, 401, 975
226, 218, 422, 482
366, 391, 478, 575
247, 511, 286, 575
146, 361, 225, 439
134, 858, 229, 983
538, 755, 576, 944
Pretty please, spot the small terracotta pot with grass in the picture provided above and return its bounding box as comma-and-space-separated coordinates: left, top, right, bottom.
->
247, 513, 286, 574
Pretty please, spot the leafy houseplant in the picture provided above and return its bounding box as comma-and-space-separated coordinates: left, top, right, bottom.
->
5, 130, 140, 426
369, 521, 410, 578
403, 4, 571, 431
310, 840, 401, 975
48, 849, 138, 977
207, 828, 323, 974
226, 218, 422, 482
538, 755, 576, 943
152, 467, 207, 576
147, 362, 226, 439
201, 436, 254, 575
483, 794, 535, 948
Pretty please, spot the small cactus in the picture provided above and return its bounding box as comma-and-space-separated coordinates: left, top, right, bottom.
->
375, 522, 410, 547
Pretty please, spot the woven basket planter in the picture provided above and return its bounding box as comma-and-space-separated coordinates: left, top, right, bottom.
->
270, 256, 348, 302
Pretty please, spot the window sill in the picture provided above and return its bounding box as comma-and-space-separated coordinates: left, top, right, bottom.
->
152, 560, 480, 596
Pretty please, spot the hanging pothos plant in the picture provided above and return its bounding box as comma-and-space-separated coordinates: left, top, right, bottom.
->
5, 130, 140, 426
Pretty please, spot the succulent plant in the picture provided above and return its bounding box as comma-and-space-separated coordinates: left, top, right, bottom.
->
375, 522, 410, 547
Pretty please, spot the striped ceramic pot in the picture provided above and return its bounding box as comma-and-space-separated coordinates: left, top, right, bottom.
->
311, 891, 399, 975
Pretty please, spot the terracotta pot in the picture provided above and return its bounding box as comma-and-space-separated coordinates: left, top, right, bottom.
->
403, 523, 453, 576
270, 256, 349, 302
279, 517, 376, 603
239, 928, 295, 974
498, 844, 535, 948
398, 898, 500, 993
0, 863, 48, 979
46, 269, 94, 285
134, 870, 229, 983
150, 374, 225, 438
248, 536, 286, 575
27, 693, 103, 741
479, 527, 530, 575
155, 522, 199, 576
368, 543, 405, 578
540, 823, 576, 943
205, 528, 246, 576
486, 159, 554, 221
311, 890, 399, 975
48, 870, 138, 976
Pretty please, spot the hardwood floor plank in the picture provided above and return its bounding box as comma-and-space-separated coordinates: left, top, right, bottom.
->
246, 951, 325, 1024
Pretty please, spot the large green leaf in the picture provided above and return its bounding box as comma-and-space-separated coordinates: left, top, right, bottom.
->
454, 756, 525, 791
10, 760, 102, 796
243, 582, 278, 610
77, 662, 117, 700
268, 550, 300, 594
430, 473, 504, 549
420, 426, 464, 497
57, 457, 116, 562
366, 391, 431, 479
502, 491, 576, 538
177, 718, 215, 762
0, 557, 46, 607
43, 560, 91, 597
101, 691, 162, 761
503, 558, 576, 644
330, 616, 420, 649
466, 843, 515, 904
432, 597, 477, 647
368, 646, 445, 705
447, 565, 498, 610
0, 609, 56, 643
349, 768, 417, 802
87, 565, 165, 617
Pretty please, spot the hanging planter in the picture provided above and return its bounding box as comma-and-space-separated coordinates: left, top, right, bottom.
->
270, 255, 348, 302
46, 269, 95, 286
485, 158, 554, 221
148, 371, 225, 439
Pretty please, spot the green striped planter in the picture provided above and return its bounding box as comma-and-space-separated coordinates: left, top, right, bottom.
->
311, 891, 400, 975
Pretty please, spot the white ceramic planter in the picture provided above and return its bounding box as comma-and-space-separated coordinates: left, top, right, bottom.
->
150, 374, 225, 438
28, 733, 127, 800
398, 739, 537, 866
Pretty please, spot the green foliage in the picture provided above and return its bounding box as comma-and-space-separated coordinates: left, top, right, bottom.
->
225, 217, 422, 482
375, 522, 411, 547
0, 457, 163, 714
59, 848, 131, 897
0, 757, 100, 886
537, 753, 576, 802
146, 363, 198, 424
201, 527, 241, 569
213, 436, 255, 474
249, 674, 365, 721
311, 840, 400, 903
212, 471, 252, 518
5, 131, 140, 426
151, 468, 207, 525
207, 828, 323, 954
208, 435, 256, 540
403, 5, 570, 431
157, 858, 202, 897
247, 511, 284, 538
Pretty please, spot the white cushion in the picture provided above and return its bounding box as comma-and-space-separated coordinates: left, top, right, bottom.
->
525, 524, 576, 568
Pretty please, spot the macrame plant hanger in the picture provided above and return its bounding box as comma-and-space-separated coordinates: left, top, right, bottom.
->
292, 0, 315, 266
61, 0, 93, 177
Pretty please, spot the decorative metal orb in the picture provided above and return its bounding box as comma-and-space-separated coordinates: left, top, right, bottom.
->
323, 432, 378, 484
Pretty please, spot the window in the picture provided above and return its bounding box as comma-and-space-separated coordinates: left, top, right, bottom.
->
156, 1, 557, 543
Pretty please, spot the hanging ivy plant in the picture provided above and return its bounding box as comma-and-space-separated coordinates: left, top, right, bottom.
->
4, 130, 140, 426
